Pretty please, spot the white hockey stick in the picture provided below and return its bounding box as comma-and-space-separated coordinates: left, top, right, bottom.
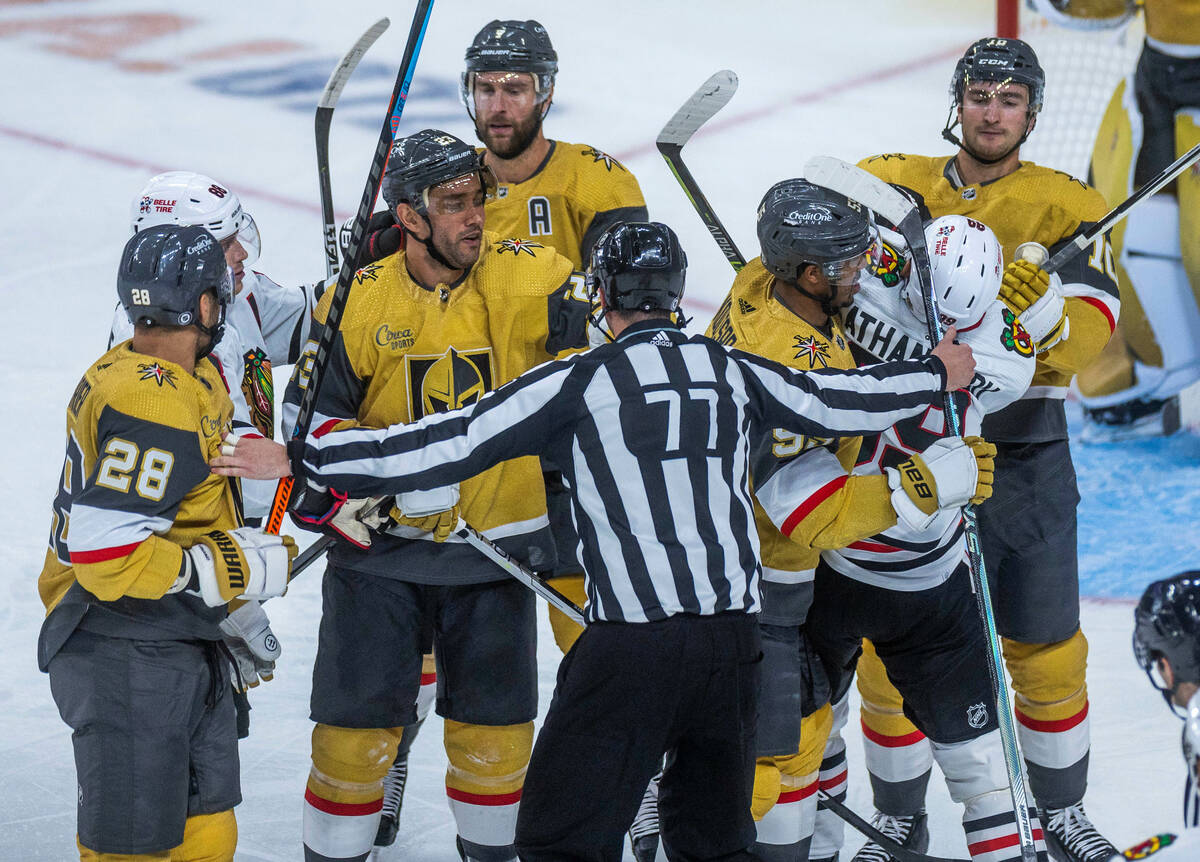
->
316, 17, 390, 279
805, 155, 1040, 862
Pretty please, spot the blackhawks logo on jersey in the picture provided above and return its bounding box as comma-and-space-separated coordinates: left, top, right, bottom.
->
793, 334, 831, 369
241, 348, 274, 438
1000, 308, 1034, 357
870, 237, 909, 288
496, 237, 543, 257
138, 362, 178, 388
1122, 833, 1177, 859
406, 346, 494, 420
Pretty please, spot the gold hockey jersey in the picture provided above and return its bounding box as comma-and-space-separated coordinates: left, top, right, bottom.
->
38, 343, 238, 669
706, 258, 895, 625
284, 231, 590, 583
859, 153, 1120, 441
482, 140, 648, 268
1145, 0, 1200, 46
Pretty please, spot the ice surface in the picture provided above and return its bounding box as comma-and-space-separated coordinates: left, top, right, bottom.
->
0, 1, 1195, 858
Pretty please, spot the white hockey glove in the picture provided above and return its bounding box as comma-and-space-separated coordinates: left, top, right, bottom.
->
219, 601, 281, 690
885, 436, 996, 532
999, 259, 1068, 352
181, 527, 297, 607
328, 496, 391, 550
388, 486, 461, 543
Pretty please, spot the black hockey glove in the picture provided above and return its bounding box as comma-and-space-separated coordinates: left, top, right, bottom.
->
341, 211, 404, 270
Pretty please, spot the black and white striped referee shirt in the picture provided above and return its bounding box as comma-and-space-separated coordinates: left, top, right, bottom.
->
301, 319, 948, 624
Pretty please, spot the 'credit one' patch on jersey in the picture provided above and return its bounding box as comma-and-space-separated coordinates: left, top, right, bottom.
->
406, 346, 494, 420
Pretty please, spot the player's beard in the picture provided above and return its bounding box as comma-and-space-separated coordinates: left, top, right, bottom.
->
962, 120, 1025, 165
429, 225, 483, 272
476, 108, 543, 160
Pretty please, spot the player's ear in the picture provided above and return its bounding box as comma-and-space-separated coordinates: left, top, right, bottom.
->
1159, 656, 1177, 689
394, 203, 427, 239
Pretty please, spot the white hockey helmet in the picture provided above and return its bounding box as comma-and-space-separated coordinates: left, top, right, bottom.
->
129, 171, 260, 266
904, 214, 1002, 331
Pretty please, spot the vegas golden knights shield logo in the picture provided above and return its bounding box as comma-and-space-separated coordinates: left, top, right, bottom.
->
406, 346, 494, 420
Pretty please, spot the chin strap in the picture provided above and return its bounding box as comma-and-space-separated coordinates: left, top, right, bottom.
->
408, 216, 459, 273
941, 105, 1036, 168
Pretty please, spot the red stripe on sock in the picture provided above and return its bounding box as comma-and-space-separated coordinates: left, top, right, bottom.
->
419, 672, 437, 686
782, 476, 847, 536
445, 785, 522, 806
861, 720, 927, 748
1014, 701, 1088, 733
303, 788, 383, 817
967, 829, 1044, 856
777, 782, 819, 804
820, 768, 848, 790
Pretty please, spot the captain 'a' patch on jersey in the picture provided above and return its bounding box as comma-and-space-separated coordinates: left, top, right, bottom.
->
407, 346, 494, 420
483, 140, 648, 268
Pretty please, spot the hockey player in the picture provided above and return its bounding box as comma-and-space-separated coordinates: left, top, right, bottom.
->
856, 37, 1123, 862
112, 171, 324, 525
38, 224, 297, 861
369, 20, 652, 850
216, 219, 976, 861
280, 128, 592, 862
1028, 0, 1200, 438
1130, 571, 1200, 857
759, 214, 1044, 862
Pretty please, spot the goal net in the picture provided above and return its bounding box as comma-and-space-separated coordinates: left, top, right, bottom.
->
998, 0, 1144, 180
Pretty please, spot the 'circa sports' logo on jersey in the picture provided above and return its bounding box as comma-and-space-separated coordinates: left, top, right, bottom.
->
581, 147, 624, 171
496, 237, 543, 257
375, 324, 415, 350
200, 414, 225, 438
793, 334, 831, 368
137, 362, 177, 388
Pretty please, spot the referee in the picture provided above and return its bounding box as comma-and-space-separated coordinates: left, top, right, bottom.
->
224, 221, 974, 860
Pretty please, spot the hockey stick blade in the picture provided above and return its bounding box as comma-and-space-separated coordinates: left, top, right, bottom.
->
803, 155, 916, 231
317, 17, 390, 279
657, 71, 746, 269
657, 69, 738, 149
817, 793, 968, 862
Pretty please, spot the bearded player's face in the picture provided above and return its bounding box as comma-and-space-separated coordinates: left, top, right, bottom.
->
472, 71, 546, 159
959, 80, 1032, 162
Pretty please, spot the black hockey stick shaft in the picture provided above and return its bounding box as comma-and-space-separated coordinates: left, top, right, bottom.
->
802, 156, 1038, 862
1043, 140, 1200, 275
656, 71, 746, 271
316, 18, 390, 280
657, 82, 993, 860
817, 792, 968, 862
266, 0, 433, 535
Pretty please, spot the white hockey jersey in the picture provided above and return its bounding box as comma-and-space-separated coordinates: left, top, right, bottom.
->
797, 275, 1032, 591
109, 269, 321, 519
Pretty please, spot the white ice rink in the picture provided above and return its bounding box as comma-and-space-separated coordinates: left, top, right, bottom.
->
1, 1, 1197, 858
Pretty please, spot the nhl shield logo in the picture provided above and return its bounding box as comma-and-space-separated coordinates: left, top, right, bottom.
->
966, 702, 988, 729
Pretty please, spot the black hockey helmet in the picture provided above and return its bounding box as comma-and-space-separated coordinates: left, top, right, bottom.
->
381, 129, 496, 214
461, 19, 557, 112
117, 224, 232, 353
1134, 571, 1200, 710
588, 221, 687, 314
951, 37, 1045, 112
756, 179, 876, 284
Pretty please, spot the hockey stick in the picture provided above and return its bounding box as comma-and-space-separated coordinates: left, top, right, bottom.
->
804, 156, 1039, 862
285, 513, 584, 625
656, 70, 746, 270
655, 74, 975, 862
265, 0, 434, 536
1038, 140, 1200, 275
317, 17, 390, 279
817, 794, 967, 862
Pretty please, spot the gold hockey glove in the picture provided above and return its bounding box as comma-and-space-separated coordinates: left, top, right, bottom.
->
999, 260, 1068, 352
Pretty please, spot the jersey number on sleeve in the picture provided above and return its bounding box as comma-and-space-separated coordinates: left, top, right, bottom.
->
95, 438, 175, 501
48, 434, 84, 564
